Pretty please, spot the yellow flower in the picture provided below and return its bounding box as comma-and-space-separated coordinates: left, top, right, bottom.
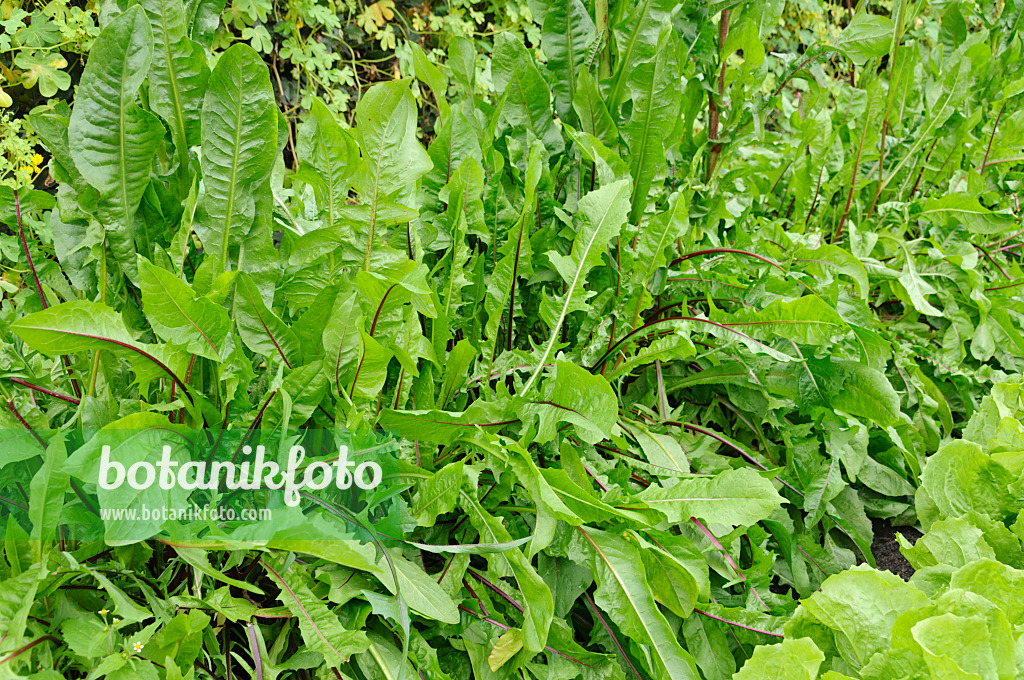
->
132, 642, 144, 653
31, 154, 43, 167
99, 609, 109, 615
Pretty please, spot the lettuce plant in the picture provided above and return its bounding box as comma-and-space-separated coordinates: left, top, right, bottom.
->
736, 379, 1024, 679
0, 0, 1022, 678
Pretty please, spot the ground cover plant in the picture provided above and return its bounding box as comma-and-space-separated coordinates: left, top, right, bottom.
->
0, 0, 1023, 678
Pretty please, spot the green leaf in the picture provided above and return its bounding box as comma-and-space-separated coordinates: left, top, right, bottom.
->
13, 50, 71, 96
488, 628, 524, 671
233, 272, 302, 368
835, 13, 895, 65
722, 18, 766, 69
12, 301, 191, 397
541, 0, 594, 121
517, 360, 617, 445
492, 33, 564, 153
636, 467, 784, 526
295, 97, 361, 229
626, 189, 691, 322
68, 6, 163, 283
460, 492, 553, 653
169, 543, 264, 593
139, 0, 209, 167
917, 440, 1022, 528
572, 67, 617, 147
607, 0, 676, 112
0, 566, 46, 648
410, 462, 464, 527
268, 538, 460, 624
263, 559, 370, 665
784, 565, 929, 668
793, 244, 869, 299
140, 257, 231, 359
378, 401, 514, 446
524, 178, 630, 392
722, 296, 848, 345
733, 637, 825, 680
578, 527, 701, 679
195, 43, 278, 272
409, 41, 449, 119
29, 432, 68, 561
622, 25, 680, 225
831, 364, 901, 427
918, 194, 1017, 235
900, 515, 997, 569
353, 80, 432, 269
87, 565, 153, 624
484, 142, 541, 366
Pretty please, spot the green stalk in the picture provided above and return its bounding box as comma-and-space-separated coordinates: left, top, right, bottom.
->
87, 239, 108, 399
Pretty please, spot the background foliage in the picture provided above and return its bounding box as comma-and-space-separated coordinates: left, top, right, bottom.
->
1, 0, 1023, 678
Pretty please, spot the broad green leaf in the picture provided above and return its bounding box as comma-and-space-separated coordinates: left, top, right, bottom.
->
269, 538, 460, 624
578, 527, 701, 679
140, 257, 231, 359
607, 0, 676, 112
831, 364, 901, 427
949, 559, 1024, 625
139, 0, 209, 167
63, 414, 195, 543
263, 559, 370, 665
793, 244, 869, 299
68, 6, 163, 282
572, 67, 617, 147
524, 179, 630, 392
295, 97, 361, 229
629, 189, 691, 303
13, 50, 71, 96
541, 0, 594, 121
12, 301, 191, 396
460, 493, 553, 653
436, 159, 483, 322
260, 361, 328, 429
636, 467, 784, 526
29, 432, 68, 561
61, 617, 109, 659
492, 33, 564, 153
353, 80, 432, 269
0, 566, 46, 648
911, 612, 1013, 680
900, 515, 996, 570
733, 637, 824, 680
784, 565, 929, 668
517, 360, 617, 445
488, 628, 524, 671
196, 43, 277, 272
623, 24, 680, 225
917, 440, 1022, 528
722, 18, 765, 69
835, 13, 895, 64
919, 193, 1017, 235
233, 272, 302, 368
411, 462, 463, 527
378, 401, 515, 446
722, 296, 847, 345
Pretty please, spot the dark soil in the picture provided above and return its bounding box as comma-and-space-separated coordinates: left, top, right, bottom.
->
870, 517, 922, 581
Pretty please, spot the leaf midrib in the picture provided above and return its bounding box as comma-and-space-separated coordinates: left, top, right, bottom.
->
220, 58, 245, 271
